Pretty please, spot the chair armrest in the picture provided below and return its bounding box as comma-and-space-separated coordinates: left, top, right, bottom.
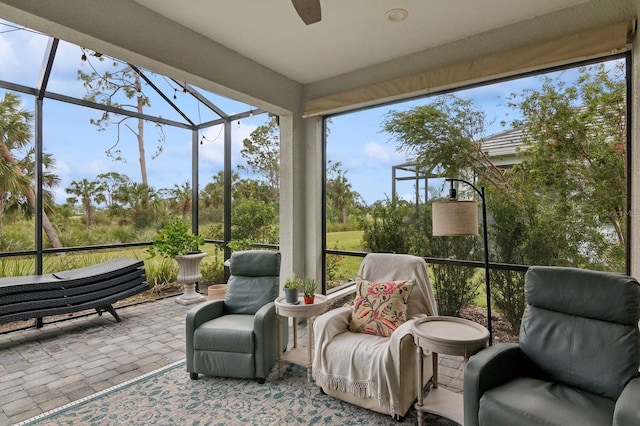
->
186, 300, 224, 330
313, 305, 352, 342
185, 300, 224, 372
253, 302, 277, 379
614, 376, 640, 426
253, 301, 275, 333
312, 306, 352, 375
463, 343, 523, 426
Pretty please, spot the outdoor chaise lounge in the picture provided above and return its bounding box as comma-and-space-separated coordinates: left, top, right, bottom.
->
0, 258, 148, 328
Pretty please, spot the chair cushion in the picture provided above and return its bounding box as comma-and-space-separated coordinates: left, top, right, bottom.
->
525, 266, 640, 325
193, 314, 255, 353
228, 250, 281, 277
225, 275, 279, 315
224, 251, 280, 315
521, 267, 640, 400
520, 305, 639, 400
479, 377, 615, 426
349, 278, 414, 337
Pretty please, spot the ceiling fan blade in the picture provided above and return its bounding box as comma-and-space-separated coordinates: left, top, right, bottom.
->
291, 0, 321, 25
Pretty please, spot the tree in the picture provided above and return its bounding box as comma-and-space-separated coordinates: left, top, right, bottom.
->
78, 53, 164, 185
326, 161, 363, 224
0, 93, 62, 249
239, 117, 279, 198
199, 170, 238, 223
162, 181, 192, 221
359, 196, 413, 254
113, 182, 159, 228
231, 198, 277, 243
381, 64, 627, 332
65, 178, 106, 226
505, 63, 627, 268
97, 172, 131, 207
233, 178, 275, 206
383, 95, 504, 187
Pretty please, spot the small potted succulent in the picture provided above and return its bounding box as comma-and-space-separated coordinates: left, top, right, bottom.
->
284, 274, 301, 304
148, 218, 206, 305
302, 276, 317, 304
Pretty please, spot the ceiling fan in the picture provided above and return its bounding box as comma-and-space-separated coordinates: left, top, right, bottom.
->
291, 0, 321, 25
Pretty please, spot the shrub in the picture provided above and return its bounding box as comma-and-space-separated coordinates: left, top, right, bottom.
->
148, 219, 204, 259
144, 257, 177, 288
359, 197, 413, 254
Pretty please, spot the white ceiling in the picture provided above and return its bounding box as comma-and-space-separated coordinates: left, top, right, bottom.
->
134, 0, 589, 84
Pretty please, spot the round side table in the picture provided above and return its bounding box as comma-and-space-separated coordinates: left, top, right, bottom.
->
412, 316, 489, 426
275, 294, 328, 383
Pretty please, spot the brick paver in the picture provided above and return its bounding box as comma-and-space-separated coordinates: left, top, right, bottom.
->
0, 295, 465, 425
0, 296, 191, 425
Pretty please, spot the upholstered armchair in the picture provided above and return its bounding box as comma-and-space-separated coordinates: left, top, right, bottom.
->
185, 250, 287, 384
464, 266, 640, 426
313, 253, 439, 420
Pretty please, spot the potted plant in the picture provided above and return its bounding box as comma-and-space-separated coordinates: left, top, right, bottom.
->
284, 274, 301, 304
302, 276, 316, 304
148, 218, 206, 305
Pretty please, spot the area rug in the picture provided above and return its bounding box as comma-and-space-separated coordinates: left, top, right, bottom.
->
19, 361, 458, 425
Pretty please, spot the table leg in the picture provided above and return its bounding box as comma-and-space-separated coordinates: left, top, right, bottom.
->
432, 351, 439, 388
307, 316, 313, 383
293, 317, 298, 348
277, 314, 283, 378
416, 345, 424, 426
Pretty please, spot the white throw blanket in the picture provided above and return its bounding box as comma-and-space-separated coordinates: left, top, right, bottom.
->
313, 253, 438, 415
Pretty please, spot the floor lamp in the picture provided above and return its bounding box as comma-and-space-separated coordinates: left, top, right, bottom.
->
432, 178, 493, 345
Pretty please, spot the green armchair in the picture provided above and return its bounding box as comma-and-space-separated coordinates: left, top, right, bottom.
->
464, 266, 640, 426
185, 250, 286, 384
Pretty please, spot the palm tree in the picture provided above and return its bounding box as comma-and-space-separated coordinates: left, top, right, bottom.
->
166, 181, 192, 221
114, 182, 159, 228
326, 161, 362, 224
0, 92, 62, 249
65, 178, 106, 226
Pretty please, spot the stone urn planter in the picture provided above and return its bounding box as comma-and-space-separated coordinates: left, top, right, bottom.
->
175, 251, 207, 305
147, 219, 207, 306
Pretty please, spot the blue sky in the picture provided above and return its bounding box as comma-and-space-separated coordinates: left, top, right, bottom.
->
326, 79, 534, 203
1, 19, 615, 206
0, 20, 269, 204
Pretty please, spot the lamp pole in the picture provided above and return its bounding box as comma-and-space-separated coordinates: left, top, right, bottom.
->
445, 178, 492, 345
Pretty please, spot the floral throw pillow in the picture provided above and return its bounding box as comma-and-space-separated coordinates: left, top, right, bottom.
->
349, 278, 415, 337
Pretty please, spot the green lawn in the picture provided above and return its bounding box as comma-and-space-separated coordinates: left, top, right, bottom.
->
326, 230, 363, 251
325, 230, 364, 287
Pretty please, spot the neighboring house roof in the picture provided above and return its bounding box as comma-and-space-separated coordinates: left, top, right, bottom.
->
479, 127, 527, 167
391, 127, 527, 200
394, 126, 527, 177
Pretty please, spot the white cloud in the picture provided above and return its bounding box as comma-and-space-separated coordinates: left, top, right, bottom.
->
199, 120, 256, 171
362, 141, 403, 165
0, 24, 47, 84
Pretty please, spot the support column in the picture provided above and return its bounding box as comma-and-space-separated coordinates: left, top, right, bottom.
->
631, 32, 640, 278
278, 114, 324, 291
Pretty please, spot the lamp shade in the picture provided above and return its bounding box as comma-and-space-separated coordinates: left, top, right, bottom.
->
432, 200, 479, 236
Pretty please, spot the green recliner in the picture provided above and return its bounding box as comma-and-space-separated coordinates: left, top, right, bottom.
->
185, 250, 287, 384
464, 266, 640, 426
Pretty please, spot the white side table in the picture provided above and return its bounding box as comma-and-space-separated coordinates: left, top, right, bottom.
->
275, 294, 328, 383
412, 316, 489, 426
